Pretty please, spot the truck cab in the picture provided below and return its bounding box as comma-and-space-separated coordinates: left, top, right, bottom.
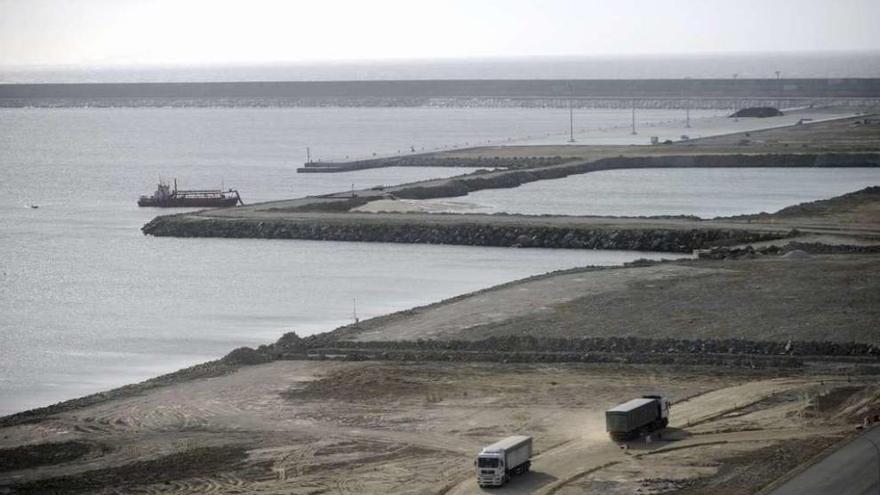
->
476, 450, 505, 486
643, 394, 671, 425
474, 435, 532, 487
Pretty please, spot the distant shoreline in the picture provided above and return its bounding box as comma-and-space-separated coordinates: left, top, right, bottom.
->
2, 79, 880, 108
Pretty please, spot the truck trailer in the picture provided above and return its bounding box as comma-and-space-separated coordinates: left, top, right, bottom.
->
475, 435, 532, 487
605, 395, 670, 441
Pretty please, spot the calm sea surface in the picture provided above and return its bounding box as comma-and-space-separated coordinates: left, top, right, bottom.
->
449, 168, 880, 218
4, 52, 879, 83
1, 106, 694, 415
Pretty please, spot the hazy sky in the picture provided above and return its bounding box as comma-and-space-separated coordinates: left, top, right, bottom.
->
1, 0, 878, 67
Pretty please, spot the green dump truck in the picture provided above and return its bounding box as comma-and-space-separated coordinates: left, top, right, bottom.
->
605, 395, 670, 441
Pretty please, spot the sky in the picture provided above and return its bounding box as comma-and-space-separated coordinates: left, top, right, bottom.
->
1, 0, 879, 67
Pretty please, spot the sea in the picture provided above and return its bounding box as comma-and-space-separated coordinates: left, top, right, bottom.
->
2, 54, 879, 415
432, 168, 880, 218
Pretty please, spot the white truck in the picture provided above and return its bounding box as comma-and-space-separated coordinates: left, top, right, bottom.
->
475, 435, 533, 487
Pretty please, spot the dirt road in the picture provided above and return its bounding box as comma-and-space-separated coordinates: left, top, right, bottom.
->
443, 377, 848, 495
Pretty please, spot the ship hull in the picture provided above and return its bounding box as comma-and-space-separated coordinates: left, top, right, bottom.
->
137, 197, 240, 208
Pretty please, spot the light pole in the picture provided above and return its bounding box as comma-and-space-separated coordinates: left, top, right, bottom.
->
568, 83, 575, 143
684, 76, 692, 128
732, 73, 739, 121
631, 99, 637, 135
775, 70, 782, 110
859, 433, 880, 495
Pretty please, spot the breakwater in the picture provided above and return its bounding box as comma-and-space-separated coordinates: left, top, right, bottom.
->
143, 152, 880, 248
699, 242, 880, 260
142, 215, 789, 253
229, 332, 880, 369
295, 153, 880, 199
4, 79, 880, 109
6, 96, 878, 109
297, 155, 568, 173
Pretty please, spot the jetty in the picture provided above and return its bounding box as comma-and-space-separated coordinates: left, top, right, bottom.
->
143, 115, 880, 256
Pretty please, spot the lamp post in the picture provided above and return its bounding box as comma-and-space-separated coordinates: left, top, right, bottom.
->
684, 76, 692, 128
775, 70, 782, 110
732, 73, 739, 121
631, 99, 637, 135
568, 83, 575, 143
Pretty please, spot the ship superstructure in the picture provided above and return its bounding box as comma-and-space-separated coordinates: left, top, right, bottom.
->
138, 179, 243, 207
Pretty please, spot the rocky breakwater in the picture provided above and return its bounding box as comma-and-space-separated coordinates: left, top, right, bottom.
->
226, 332, 880, 370
143, 153, 876, 250
297, 153, 880, 206
143, 214, 792, 253
297, 155, 570, 173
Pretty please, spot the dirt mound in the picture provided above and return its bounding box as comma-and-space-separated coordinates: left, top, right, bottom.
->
283, 365, 443, 401
222, 347, 271, 365
772, 186, 880, 218
730, 107, 784, 118
833, 384, 880, 423
782, 249, 812, 260
275, 331, 305, 350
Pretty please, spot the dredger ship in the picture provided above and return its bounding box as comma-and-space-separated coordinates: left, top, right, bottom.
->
138, 179, 243, 207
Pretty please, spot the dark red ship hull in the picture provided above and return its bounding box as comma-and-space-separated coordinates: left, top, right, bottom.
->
137, 197, 240, 207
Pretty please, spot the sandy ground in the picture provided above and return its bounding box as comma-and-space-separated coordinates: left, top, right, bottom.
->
2, 360, 871, 495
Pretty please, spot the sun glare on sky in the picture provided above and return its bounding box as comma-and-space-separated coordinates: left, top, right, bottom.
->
1, 0, 879, 67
